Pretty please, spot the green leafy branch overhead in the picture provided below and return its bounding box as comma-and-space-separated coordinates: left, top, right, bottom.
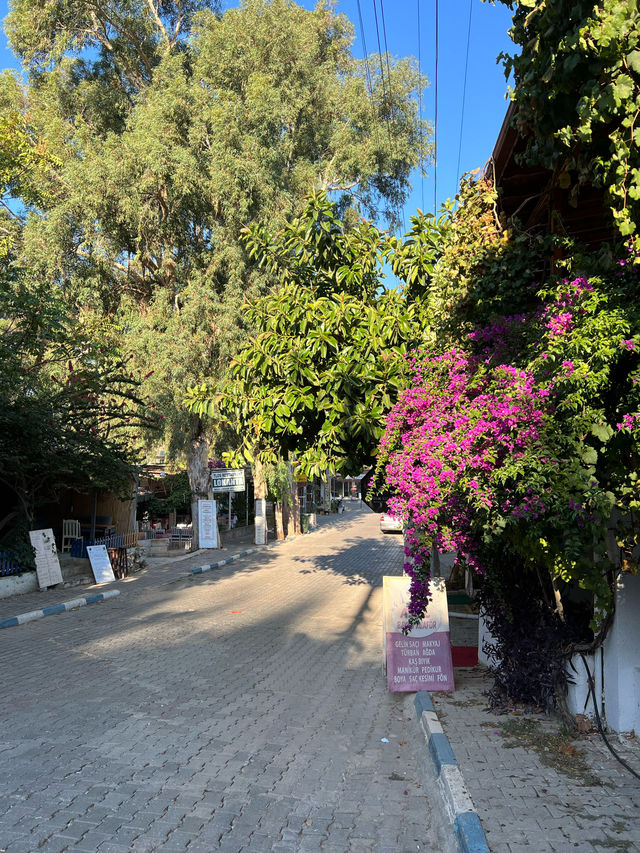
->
186, 193, 443, 477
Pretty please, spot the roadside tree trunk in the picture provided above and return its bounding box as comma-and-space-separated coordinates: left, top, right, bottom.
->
288, 460, 301, 535
275, 502, 285, 540
188, 423, 210, 550
253, 457, 268, 544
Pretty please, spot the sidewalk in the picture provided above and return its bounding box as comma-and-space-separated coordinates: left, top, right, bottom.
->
427, 666, 640, 852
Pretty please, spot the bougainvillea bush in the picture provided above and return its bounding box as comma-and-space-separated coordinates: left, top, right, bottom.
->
376, 253, 640, 708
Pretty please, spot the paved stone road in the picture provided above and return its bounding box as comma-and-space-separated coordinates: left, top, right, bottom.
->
0, 506, 455, 853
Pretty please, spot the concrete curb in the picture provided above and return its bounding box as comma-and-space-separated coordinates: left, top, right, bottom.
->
186, 527, 326, 577
414, 692, 489, 853
0, 589, 121, 630
188, 548, 259, 575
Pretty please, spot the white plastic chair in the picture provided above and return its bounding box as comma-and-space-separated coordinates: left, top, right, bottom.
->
61, 519, 81, 553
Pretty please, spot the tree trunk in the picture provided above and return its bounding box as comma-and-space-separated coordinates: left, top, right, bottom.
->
275, 502, 285, 540
253, 457, 268, 544
282, 488, 291, 537
288, 460, 301, 535
188, 425, 210, 550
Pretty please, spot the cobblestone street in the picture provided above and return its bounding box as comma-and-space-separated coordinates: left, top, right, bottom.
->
0, 507, 454, 853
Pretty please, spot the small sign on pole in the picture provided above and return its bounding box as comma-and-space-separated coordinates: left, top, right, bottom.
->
211, 469, 245, 494
86, 544, 116, 584
198, 499, 218, 548
383, 576, 455, 693
29, 529, 63, 589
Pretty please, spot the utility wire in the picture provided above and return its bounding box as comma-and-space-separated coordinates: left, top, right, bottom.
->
356, 0, 375, 101
371, 0, 394, 156
434, 0, 439, 215
417, 0, 425, 212
355, 0, 384, 216
580, 654, 640, 782
379, 0, 405, 233
371, 0, 402, 231
456, 0, 474, 183
379, 0, 394, 113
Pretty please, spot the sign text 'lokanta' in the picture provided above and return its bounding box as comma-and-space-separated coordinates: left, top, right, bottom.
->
383, 576, 455, 693
211, 468, 246, 494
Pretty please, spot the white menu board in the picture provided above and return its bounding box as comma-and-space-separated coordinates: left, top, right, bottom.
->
198, 499, 218, 548
254, 498, 267, 545
86, 544, 116, 584
29, 528, 64, 589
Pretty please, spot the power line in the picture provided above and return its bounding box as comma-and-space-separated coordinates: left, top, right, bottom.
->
371, 0, 394, 156
456, 0, 473, 183
355, 0, 385, 217
379, 0, 405, 233
379, 0, 394, 111
371, 0, 404, 231
356, 0, 375, 100
417, 0, 424, 212
434, 0, 439, 215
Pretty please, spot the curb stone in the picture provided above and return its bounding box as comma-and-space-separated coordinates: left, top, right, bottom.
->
186, 538, 301, 577
0, 589, 121, 630
414, 692, 489, 853
188, 548, 259, 575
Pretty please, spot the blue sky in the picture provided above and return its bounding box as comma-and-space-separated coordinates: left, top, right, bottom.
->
280, 0, 517, 226
0, 0, 515, 228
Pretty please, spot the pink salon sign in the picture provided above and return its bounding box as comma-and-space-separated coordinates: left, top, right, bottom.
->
383, 576, 455, 693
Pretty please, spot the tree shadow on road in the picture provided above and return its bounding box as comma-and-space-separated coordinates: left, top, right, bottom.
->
292, 535, 404, 586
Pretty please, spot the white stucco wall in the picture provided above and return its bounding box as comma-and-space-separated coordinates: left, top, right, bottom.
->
0, 572, 38, 600
567, 572, 640, 734
565, 649, 604, 724
477, 575, 639, 733
602, 572, 640, 733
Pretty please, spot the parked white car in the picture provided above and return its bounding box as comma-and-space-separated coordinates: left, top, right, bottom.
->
380, 513, 403, 533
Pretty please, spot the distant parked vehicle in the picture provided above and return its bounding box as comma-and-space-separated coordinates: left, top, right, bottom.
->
380, 513, 403, 533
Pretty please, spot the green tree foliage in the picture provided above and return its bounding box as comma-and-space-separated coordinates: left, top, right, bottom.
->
139, 471, 192, 521
382, 204, 452, 301
0, 264, 159, 566
424, 175, 553, 342
496, 0, 640, 237
375, 168, 640, 707
186, 192, 435, 477
2, 0, 431, 544
6, 0, 217, 132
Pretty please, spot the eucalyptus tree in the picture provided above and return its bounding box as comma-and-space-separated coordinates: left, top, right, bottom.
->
3, 0, 431, 543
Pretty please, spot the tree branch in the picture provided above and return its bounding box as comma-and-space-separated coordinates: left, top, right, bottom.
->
144, 0, 171, 48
